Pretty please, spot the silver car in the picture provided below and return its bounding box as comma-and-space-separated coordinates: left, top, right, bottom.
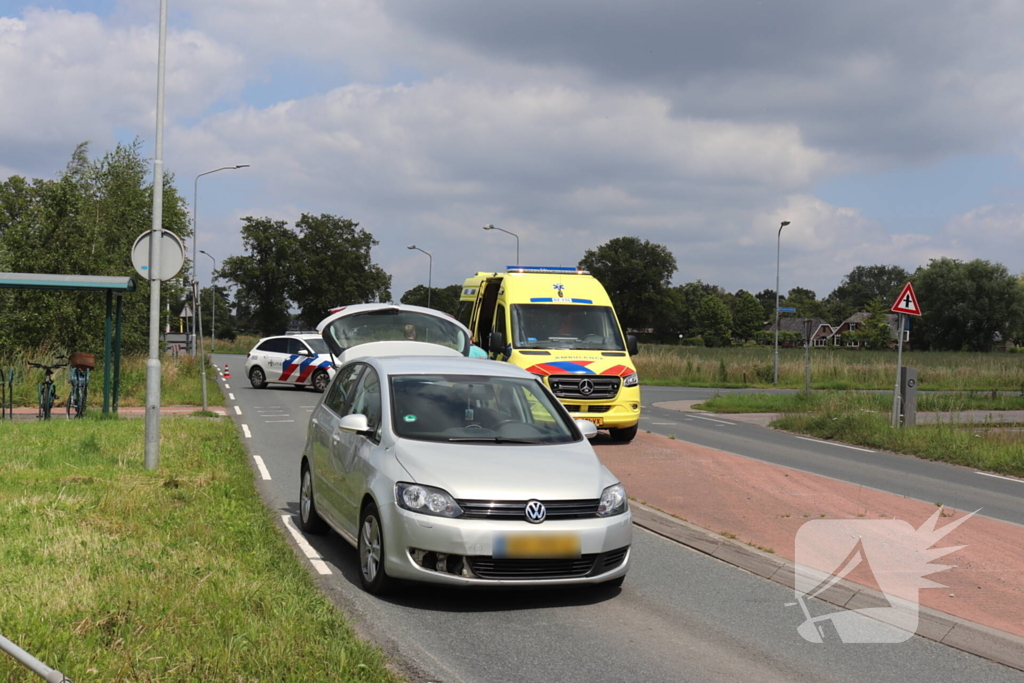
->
298, 355, 632, 594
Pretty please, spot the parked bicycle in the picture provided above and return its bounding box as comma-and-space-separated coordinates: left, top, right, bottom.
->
27, 356, 67, 420
66, 352, 95, 419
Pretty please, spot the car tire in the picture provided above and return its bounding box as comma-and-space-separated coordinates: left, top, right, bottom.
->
609, 424, 638, 443
299, 461, 328, 535
249, 366, 268, 389
311, 369, 329, 393
358, 501, 395, 595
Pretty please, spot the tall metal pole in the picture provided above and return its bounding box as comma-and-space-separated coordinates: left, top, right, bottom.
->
891, 313, 905, 427
482, 224, 520, 266
200, 250, 216, 353
773, 220, 790, 386
407, 245, 433, 309
145, 0, 168, 470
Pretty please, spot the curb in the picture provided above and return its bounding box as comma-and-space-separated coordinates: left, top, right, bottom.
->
630, 502, 1024, 672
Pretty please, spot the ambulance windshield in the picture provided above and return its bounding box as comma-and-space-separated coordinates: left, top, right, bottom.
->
511, 304, 625, 351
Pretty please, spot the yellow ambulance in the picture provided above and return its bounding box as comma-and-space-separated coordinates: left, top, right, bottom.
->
462, 266, 641, 441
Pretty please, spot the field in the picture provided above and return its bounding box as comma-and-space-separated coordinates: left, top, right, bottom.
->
0, 416, 396, 682
694, 391, 1024, 413
0, 349, 224, 409
634, 344, 1024, 391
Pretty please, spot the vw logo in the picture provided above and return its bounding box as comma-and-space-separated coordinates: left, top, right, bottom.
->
524, 500, 547, 524
579, 379, 595, 396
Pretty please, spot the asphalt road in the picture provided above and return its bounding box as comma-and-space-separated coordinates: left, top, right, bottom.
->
638, 386, 1024, 527
213, 355, 1022, 683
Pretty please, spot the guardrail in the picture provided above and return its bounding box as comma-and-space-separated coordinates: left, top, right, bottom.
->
0, 632, 72, 682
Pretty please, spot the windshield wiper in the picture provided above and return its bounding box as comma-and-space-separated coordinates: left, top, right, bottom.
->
447, 437, 544, 444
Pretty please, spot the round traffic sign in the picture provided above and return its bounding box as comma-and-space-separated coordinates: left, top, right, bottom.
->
131, 229, 186, 281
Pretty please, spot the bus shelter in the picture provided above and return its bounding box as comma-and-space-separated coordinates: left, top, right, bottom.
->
0, 273, 136, 414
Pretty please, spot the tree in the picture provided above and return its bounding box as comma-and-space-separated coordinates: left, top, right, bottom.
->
658, 280, 720, 339
695, 295, 732, 346
219, 217, 298, 336
400, 284, 462, 316
579, 237, 676, 333
754, 288, 778, 322
731, 290, 765, 341
825, 264, 910, 323
0, 140, 190, 355
847, 297, 895, 350
290, 213, 391, 324
785, 287, 826, 319
912, 258, 1024, 351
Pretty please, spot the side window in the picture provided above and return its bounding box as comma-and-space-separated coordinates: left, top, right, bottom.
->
285, 338, 305, 355
257, 338, 285, 353
347, 367, 382, 438
325, 364, 363, 415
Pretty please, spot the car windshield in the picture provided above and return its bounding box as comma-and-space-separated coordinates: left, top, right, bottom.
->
324, 309, 469, 355
306, 338, 330, 355
511, 304, 625, 351
390, 374, 578, 444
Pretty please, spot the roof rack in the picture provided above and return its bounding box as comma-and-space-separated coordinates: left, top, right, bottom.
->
505, 266, 589, 275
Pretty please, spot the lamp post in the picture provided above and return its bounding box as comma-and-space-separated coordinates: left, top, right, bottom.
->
193, 164, 248, 413
773, 220, 791, 386
199, 250, 216, 354
482, 224, 519, 266
407, 245, 432, 309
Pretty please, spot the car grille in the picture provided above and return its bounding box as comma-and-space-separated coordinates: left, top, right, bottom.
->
548, 375, 620, 400
467, 546, 629, 580
564, 404, 611, 413
457, 499, 601, 520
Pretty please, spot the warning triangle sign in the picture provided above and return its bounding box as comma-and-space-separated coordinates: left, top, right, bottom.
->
890, 282, 922, 316
179, 303, 193, 318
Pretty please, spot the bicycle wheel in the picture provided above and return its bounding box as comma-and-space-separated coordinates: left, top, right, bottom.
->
79, 383, 88, 417
37, 383, 44, 420
67, 383, 79, 419
43, 383, 54, 420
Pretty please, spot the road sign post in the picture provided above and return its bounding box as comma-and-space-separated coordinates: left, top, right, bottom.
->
889, 282, 922, 427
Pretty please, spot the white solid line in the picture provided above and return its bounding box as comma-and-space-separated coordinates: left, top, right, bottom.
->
688, 414, 735, 426
975, 471, 1024, 484
265, 420, 294, 423
282, 515, 332, 575
252, 455, 272, 480
228, 393, 235, 400
651, 422, 677, 425
300, 405, 316, 408
242, 424, 251, 439
795, 436, 875, 453
234, 405, 242, 415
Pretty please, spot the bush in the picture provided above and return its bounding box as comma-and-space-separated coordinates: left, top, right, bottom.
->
680, 337, 703, 346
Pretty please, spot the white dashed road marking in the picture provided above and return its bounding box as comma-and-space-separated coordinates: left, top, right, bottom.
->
234, 405, 242, 415
265, 420, 294, 423
975, 471, 1024, 484
228, 393, 235, 400
688, 414, 735, 426
242, 424, 251, 439
282, 515, 332, 575
252, 455, 272, 480
795, 436, 874, 453
224, 383, 230, 389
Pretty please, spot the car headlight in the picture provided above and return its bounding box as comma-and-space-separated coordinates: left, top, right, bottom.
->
597, 483, 627, 517
623, 372, 639, 387
396, 483, 463, 518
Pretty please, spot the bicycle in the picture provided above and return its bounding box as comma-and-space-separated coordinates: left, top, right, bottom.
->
27, 356, 67, 420
66, 352, 95, 419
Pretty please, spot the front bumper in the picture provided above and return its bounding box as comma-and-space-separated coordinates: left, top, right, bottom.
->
383, 504, 632, 586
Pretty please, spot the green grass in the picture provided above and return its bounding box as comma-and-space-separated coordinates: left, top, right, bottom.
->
694, 391, 1024, 413
0, 349, 224, 408
634, 344, 1024, 390
199, 334, 261, 355
0, 416, 396, 682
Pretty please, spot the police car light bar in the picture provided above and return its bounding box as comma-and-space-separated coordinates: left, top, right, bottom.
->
506, 266, 589, 275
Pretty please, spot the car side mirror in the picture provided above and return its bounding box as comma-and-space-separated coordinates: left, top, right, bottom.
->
627, 335, 639, 356
574, 419, 598, 439
339, 413, 371, 434
488, 331, 505, 354
297, 348, 311, 357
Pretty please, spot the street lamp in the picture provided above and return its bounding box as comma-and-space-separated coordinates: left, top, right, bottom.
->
482, 224, 519, 266
773, 220, 791, 386
199, 250, 217, 354
407, 245, 432, 309
193, 164, 248, 413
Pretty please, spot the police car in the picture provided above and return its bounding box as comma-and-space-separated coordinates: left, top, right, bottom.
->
245, 333, 336, 392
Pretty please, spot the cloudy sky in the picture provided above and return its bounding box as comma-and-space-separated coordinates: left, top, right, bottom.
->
3, 0, 1024, 303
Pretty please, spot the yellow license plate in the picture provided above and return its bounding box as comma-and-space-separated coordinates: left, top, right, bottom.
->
494, 533, 581, 559
578, 416, 604, 426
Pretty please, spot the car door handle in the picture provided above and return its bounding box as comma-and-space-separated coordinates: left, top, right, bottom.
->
332, 435, 341, 443
311, 418, 319, 426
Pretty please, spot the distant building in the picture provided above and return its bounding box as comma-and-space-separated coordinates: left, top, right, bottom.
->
763, 317, 835, 347
833, 312, 907, 349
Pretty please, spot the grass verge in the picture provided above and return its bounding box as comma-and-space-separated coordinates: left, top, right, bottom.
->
0, 416, 396, 682
772, 408, 1024, 478
694, 391, 1024, 413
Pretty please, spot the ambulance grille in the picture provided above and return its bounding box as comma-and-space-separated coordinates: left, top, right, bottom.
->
548, 376, 620, 400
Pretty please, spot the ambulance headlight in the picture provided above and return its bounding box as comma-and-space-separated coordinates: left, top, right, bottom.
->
623, 372, 639, 387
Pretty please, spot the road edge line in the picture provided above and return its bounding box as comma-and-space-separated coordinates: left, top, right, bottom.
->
630, 501, 1024, 672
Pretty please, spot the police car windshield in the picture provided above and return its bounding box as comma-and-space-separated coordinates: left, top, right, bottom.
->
306, 338, 330, 355
511, 304, 625, 351
324, 309, 469, 354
